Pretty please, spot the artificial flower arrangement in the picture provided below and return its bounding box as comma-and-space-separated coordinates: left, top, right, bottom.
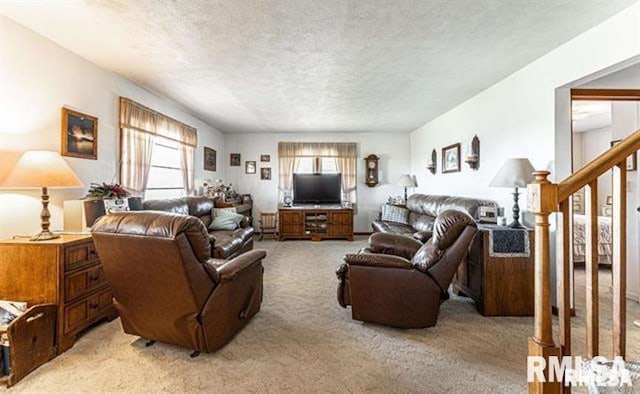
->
84, 183, 131, 199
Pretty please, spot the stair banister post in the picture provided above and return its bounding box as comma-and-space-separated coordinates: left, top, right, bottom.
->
527, 170, 561, 394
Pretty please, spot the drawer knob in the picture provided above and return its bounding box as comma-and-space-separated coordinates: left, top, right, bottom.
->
89, 275, 100, 282
89, 303, 99, 309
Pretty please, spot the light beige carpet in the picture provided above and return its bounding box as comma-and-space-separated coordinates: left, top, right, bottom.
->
5, 237, 640, 393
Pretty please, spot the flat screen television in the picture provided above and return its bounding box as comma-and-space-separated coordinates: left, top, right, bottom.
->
293, 173, 342, 204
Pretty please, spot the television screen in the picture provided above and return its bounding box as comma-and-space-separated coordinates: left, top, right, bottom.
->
293, 173, 342, 204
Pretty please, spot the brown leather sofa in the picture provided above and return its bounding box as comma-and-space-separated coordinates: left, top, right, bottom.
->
143, 196, 253, 259
372, 194, 495, 241
337, 209, 478, 328
91, 211, 266, 354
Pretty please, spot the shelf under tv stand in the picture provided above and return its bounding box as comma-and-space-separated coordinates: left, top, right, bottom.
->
278, 204, 353, 241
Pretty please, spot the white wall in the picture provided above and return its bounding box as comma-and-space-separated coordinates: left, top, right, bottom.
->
574, 126, 613, 206
223, 132, 411, 232
0, 16, 225, 240
611, 101, 640, 300
409, 4, 640, 299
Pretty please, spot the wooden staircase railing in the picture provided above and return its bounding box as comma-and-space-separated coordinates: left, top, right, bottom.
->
527, 128, 640, 393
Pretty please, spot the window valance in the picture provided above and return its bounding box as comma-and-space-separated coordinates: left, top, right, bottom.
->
120, 97, 197, 147
278, 142, 357, 158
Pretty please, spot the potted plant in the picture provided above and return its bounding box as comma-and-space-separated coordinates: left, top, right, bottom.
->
83, 183, 141, 227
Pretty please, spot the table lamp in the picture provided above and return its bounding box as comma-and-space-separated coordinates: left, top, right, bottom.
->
398, 174, 417, 203
489, 158, 535, 229
0, 150, 84, 241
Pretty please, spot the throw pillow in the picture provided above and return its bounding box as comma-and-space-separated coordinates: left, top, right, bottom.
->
213, 207, 237, 217
209, 210, 245, 231
380, 204, 409, 225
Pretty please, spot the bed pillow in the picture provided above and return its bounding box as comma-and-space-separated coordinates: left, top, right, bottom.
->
209, 210, 244, 231
213, 207, 237, 217
380, 204, 410, 225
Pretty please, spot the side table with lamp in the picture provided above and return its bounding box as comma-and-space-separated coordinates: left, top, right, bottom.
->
0, 151, 116, 361
397, 174, 417, 205
489, 158, 536, 228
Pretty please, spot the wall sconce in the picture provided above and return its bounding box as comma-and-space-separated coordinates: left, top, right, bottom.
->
426, 149, 437, 174
464, 135, 480, 170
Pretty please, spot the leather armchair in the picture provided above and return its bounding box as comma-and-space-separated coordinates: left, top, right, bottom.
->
337, 209, 478, 328
91, 211, 266, 353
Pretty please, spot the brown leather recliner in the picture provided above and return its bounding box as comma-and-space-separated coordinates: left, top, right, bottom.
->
91, 211, 266, 354
336, 210, 478, 328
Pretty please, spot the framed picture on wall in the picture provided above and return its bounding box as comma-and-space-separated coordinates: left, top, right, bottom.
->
245, 161, 256, 174
261, 167, 271, 180
204, 147, 216, 171
441, 143, 461, 173
610, 140, 637, 171
230, 153, 241, 166
261, 154, 271, 162
61, 107, 98, 160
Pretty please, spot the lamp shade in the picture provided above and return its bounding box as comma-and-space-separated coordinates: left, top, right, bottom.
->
489, 158, 535, 188
0, 150, 84, 189
398, 174, 416, 188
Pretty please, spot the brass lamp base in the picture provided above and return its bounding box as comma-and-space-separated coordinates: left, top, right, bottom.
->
30, 186, 60, 242
30, 230, 60, 241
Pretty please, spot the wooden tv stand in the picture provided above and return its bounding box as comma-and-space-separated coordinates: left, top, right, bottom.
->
278, 204, 353, 241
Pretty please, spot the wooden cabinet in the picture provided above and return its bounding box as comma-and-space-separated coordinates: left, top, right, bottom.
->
453, 228, 535, 316
278, 205, 353, 241
0, 235, 116, 354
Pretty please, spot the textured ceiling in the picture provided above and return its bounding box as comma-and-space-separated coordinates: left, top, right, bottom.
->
1, 0, 636, 133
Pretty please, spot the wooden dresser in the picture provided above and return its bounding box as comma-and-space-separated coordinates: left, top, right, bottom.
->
278, 205, 353, 241
0, 234, 116, 354
453, 227, 535, 316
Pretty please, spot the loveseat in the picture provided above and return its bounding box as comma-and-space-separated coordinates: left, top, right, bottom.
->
143, 196, 254, 259
372, 194, 496, 241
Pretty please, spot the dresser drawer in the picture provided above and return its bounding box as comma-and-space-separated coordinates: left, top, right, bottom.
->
65, 264, 107, 302
64, 241, 99, 272
63, 287, 112, 334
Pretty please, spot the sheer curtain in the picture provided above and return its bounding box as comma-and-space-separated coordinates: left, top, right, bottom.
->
120, 128, 154, 196
179, 144, 195, 195
120, 97, 197, 196
278, 142, 357, 208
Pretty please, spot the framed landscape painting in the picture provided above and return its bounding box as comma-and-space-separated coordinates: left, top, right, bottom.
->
61, 108, 98, 160
441, 143, 461, 173
261, 154, 270, 162
204, 147, 216, 171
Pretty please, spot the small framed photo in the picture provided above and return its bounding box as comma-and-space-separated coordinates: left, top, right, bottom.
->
204, 147, 216, 171
260, 154, 271, 162
245, 161, 256, 174
261, 167, 271, 180
606, 195, 613, 205
478, 206, 498, 224
61, 108, 98, 160
610, 140, 637, 171
242, 194, 252, 204
441, 143, 461, 173
230, 153, 241, 166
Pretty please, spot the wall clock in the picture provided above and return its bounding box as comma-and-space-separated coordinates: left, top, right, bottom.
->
364, 154, 379, 187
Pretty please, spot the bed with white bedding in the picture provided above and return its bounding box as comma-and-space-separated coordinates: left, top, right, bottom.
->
572, 214, 612, 265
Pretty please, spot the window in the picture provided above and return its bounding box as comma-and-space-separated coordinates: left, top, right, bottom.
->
144, 138, 185, 200
296, 157, 338, 174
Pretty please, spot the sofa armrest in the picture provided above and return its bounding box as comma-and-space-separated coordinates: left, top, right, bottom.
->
216, 250, 266, 282
368, 232, 423, 260
344, 253, 413, 270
